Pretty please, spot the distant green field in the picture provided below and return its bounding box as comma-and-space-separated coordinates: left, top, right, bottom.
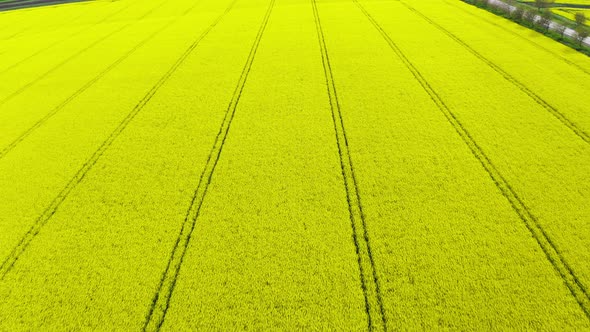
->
0, 0, 589, 330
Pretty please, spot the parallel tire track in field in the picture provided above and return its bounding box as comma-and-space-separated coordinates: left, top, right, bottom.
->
0, 9, 86, 40
0, 0, 134, 77
0, 0, 232, 281
0, 0, 168, 108
354, 0, 590, 319
312, 1, 387, 331
0, 0, 204, 161
399, 1, 590, 144
443, 0, 590, 76
141, 1, 275, 330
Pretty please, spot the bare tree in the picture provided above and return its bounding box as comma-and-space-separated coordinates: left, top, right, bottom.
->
555, 23, 567, 38
575, 12, 587, 27
575, 26, 589, 46
523, 10, 536, 24
538, 10, 553, 31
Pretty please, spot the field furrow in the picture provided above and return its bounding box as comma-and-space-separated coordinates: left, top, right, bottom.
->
0, 0, 205, 160
0, 0, 272, 329
0, 0, 236, 280
0, 0, 199, 153
0, 0, 166, 104
315, 0, 590, 329
0, 1, 133, 76
358, 0, 590, 317
442, 0, 590, 76
0, 0, 588, 329
0, 0, 237, 272
312, 0, 386, 329
408, 0, 590, 136
359, 0, 590, 321
0, 2, 86, 40
141, 0, 264, 329
159, 0, 368, 329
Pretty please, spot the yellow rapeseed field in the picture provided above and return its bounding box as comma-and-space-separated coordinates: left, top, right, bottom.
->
0, 0, 589, 330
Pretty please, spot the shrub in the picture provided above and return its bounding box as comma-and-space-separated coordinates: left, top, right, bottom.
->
538, 10, 552, 31
554, 24, 567, 39
511, 7, 525, 21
